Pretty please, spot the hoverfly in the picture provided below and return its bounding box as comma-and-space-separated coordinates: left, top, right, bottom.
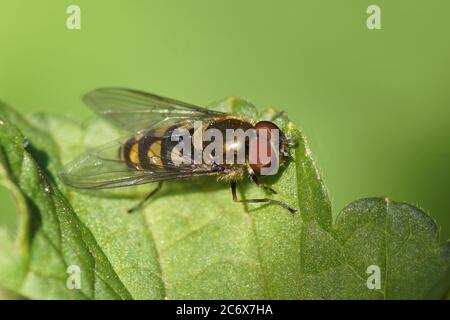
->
60, 88, 297, 213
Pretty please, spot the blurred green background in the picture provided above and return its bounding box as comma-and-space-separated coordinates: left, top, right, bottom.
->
0, 0, 449, 240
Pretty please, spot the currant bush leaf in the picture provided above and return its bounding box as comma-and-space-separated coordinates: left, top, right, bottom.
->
0, 98, 448, 299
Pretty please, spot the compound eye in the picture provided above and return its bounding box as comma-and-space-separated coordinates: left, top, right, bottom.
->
250, 122, 281, 174
254, 121, 280, 133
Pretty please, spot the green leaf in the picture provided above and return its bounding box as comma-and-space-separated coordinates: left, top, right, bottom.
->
0, 98, 448, 299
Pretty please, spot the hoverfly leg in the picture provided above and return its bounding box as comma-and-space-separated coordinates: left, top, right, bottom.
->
249, 173, 277, 194
250, 172, 277, 194
230, 181, 297, 214
127, 181, 163, 214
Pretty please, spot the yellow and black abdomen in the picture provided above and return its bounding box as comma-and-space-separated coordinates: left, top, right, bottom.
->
120, 131, 164, 170
120, 122, 196, 171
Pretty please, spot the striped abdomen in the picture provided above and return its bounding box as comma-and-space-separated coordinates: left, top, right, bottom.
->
119, 123, 195, 170
119, 131, 164, 170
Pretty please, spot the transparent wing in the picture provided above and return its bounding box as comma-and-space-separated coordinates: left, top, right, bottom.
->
83, 87, 225, 132
59, 137, 220, 190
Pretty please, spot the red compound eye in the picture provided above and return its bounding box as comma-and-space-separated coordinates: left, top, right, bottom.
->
250, 121, 280, 174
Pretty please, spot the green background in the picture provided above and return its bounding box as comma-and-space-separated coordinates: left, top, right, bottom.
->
0, 0, 449, 240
